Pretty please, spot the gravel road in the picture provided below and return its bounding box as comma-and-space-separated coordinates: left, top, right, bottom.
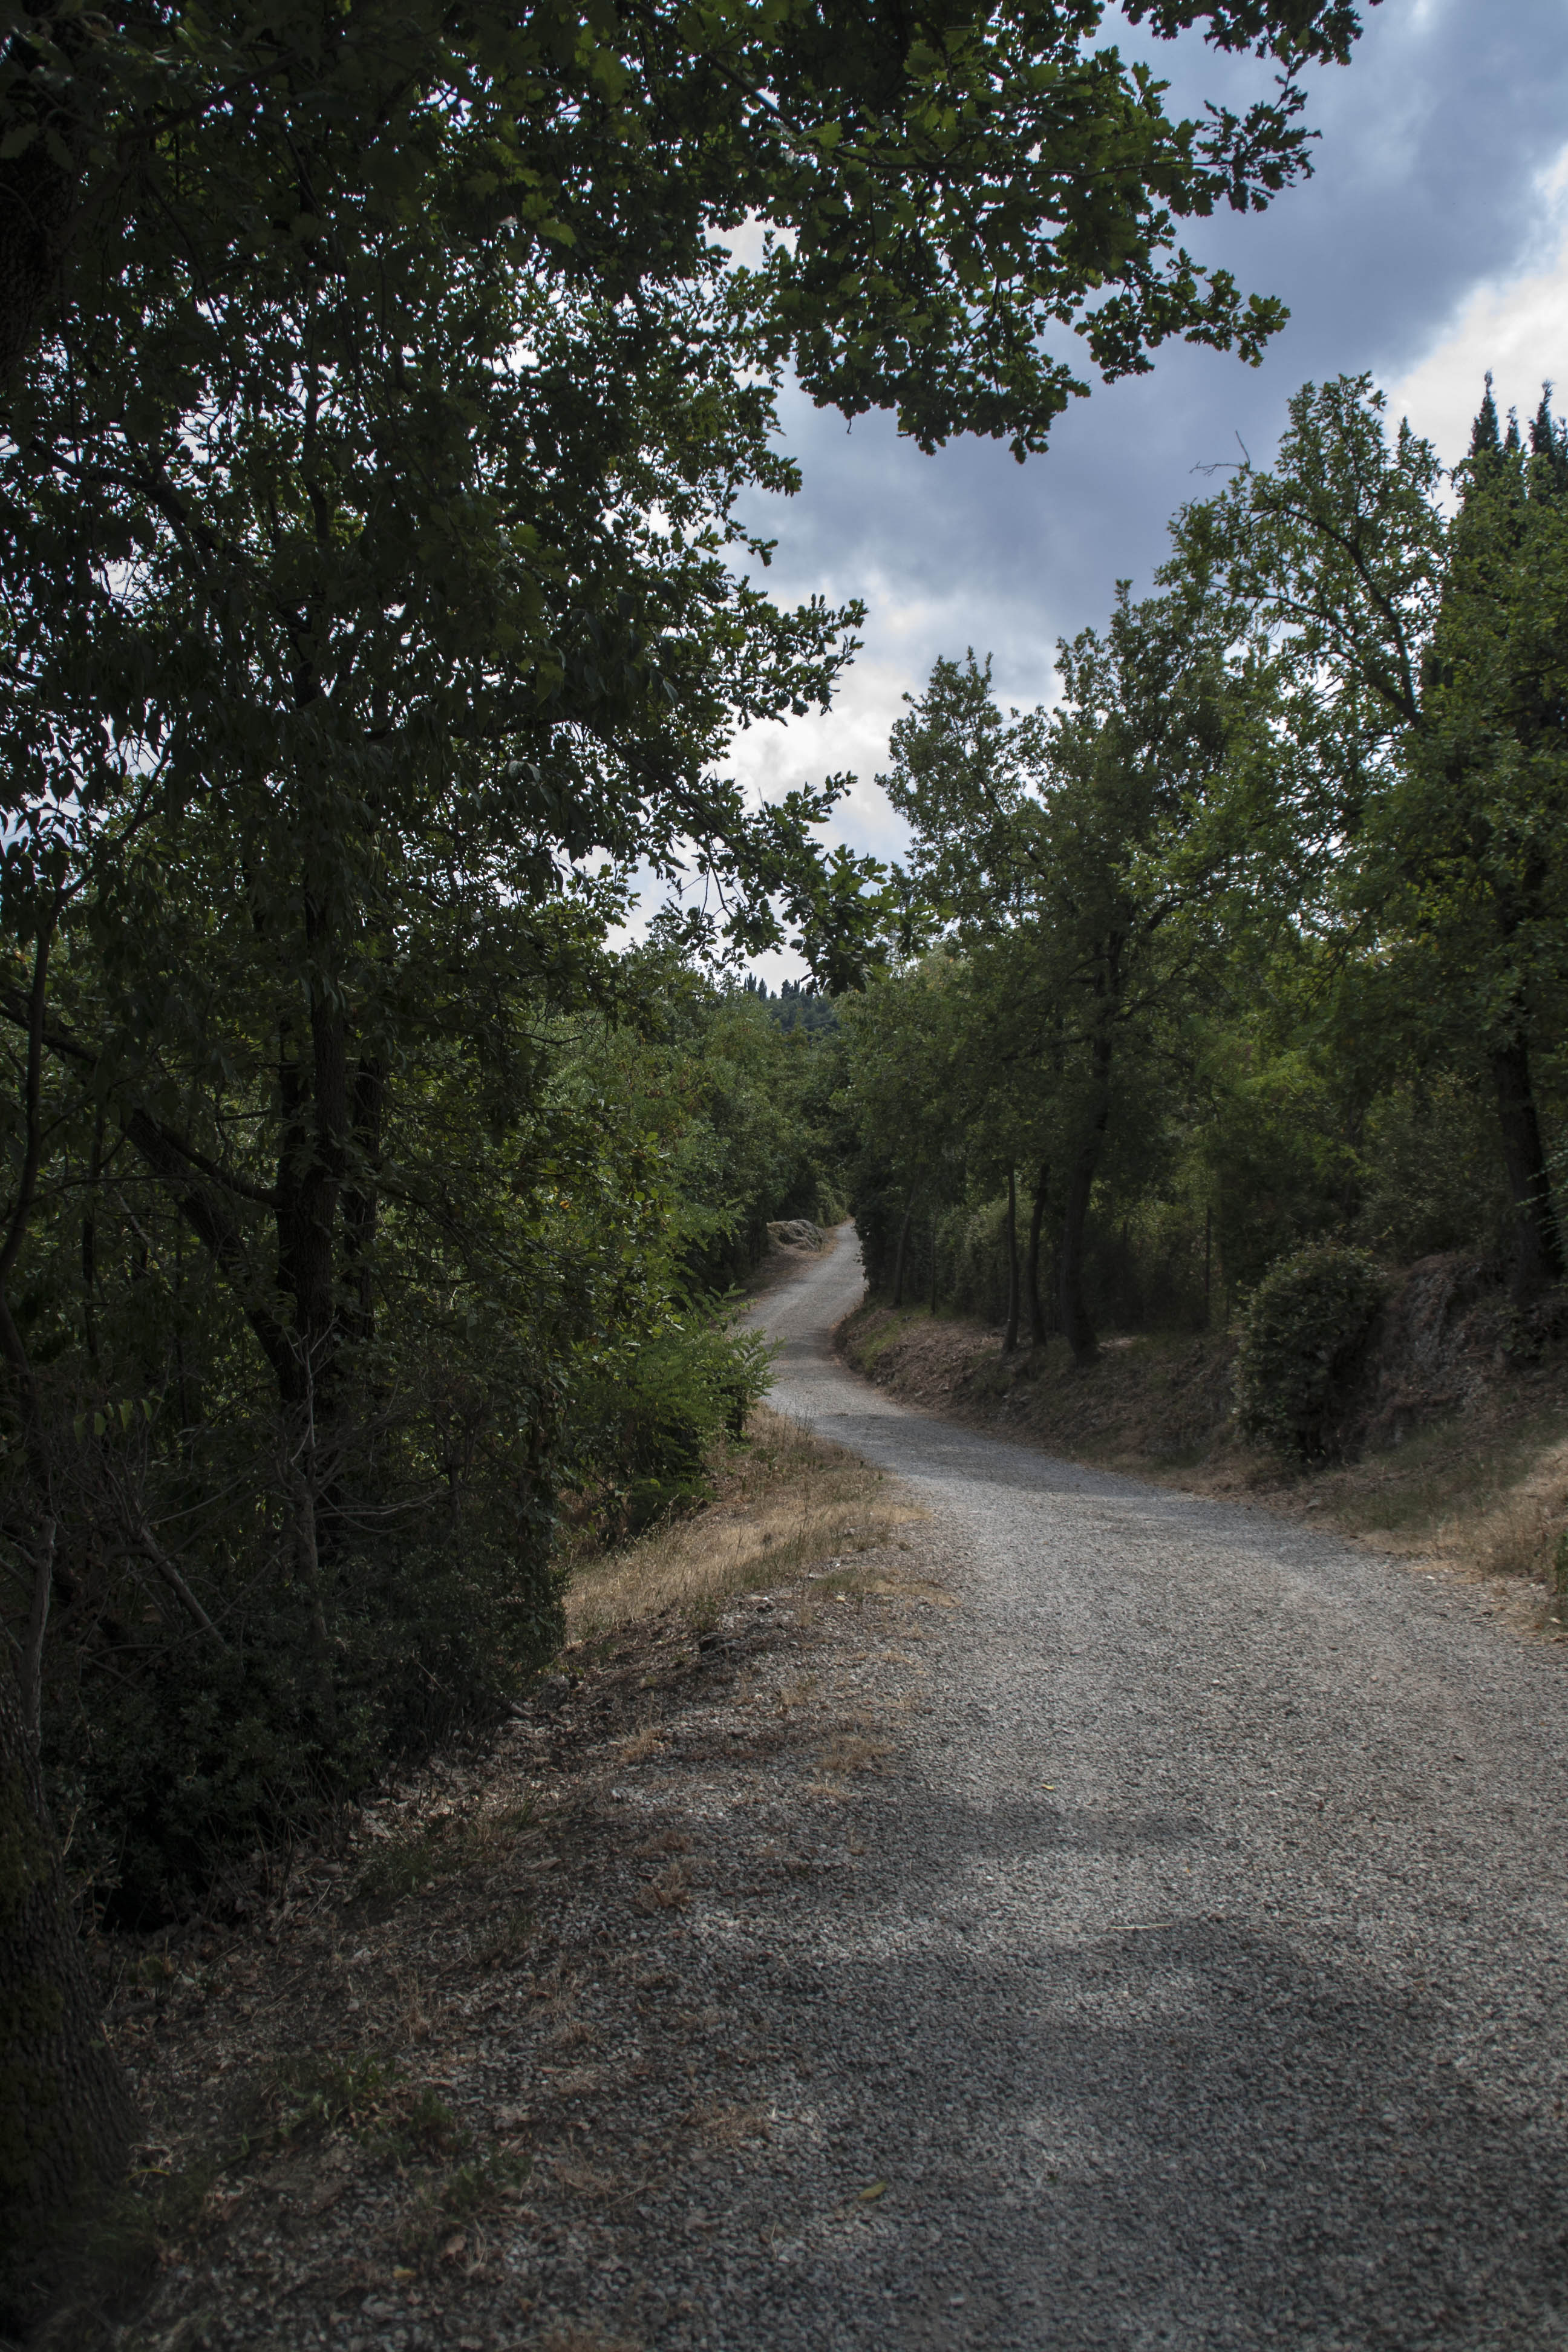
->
731, 1226, 1568, 2350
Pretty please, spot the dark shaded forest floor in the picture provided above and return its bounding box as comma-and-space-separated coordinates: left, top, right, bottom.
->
838, 1269, 1568, 1645
45, 1414, 933, 2352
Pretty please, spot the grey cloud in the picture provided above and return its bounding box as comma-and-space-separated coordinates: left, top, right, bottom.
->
737, 0, 1568, 723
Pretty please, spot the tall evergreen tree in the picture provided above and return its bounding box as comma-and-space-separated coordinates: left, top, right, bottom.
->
1407, 384, 1568, 1298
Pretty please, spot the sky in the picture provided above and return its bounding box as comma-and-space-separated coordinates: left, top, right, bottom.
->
696, 0, 1568, 982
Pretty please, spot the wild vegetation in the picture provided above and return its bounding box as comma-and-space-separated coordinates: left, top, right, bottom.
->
0, 0, 1484, 2319
845, 376, 1568, 1431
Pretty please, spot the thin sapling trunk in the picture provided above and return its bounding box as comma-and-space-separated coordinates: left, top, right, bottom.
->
1002, 1166, 1020, 1354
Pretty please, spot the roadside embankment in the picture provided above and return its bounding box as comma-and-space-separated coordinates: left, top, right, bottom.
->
67, 1400, 938, 2351
838, 1251, 1568, 1622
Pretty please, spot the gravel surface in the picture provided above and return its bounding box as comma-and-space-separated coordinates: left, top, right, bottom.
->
725, 1227, 1568, 2350
119, 1230, 1568, 2352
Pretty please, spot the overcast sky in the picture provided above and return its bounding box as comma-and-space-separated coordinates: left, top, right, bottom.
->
700, 0, 1568, 980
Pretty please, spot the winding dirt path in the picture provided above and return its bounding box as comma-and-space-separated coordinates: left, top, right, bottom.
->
728, 1225, 1568, 2350
119, 1230, 1568, 2352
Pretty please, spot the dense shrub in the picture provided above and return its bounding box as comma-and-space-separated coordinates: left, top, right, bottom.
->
9, 960, 822, 1924
1235, 1241, 1385, 1462
54, 1518, 564, 1923
570, 1317, 773, 1538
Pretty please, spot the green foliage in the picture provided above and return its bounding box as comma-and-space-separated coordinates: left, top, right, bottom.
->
572, 1315, 774, 1540
2, 0, 1366, 456
1234, 1243, 1385, 1462
944, 1198, 1014, 1326
1, 949, 822, 1919
271, 2054, 400, 2148
846, 373, 1568, 1368
56, 1524, 563, 1924
1356, 1079, 1510, 1264
0, 0, 1376, 2285
1184, 373, 1568, 1302
861, 578, 1260, 1358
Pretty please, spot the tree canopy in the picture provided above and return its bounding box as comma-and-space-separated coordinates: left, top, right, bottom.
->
0, 0, 1387, 2310
848, 374, 1568, 1381
6, 0, 1374, 442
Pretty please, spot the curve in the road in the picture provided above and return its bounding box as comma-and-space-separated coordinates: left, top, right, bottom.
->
739, 1224, 1568, 2351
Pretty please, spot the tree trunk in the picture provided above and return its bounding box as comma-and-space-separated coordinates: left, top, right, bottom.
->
275, 977, 350, 1406
891, 1203, 913, 1308
272, 911, 355, 1727
1059, 1053, 1113, 1367
80, 1104, 104, 1364
930, 1217, 939, 1315
341, 1057, 386, 1349
1026, 1163, 1050, 1347
1492, 1035, 1563, 1304
0, 1667, 135, 2325
1001, 1168, 1020, 1354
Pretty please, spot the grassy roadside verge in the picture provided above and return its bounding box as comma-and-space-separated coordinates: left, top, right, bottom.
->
64, 1405, 930, 2350
838, 1300, 1568, 1628
563, 1405, 922, 1640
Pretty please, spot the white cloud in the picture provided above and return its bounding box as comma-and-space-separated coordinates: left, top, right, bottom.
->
728, 652, 910, 864
1385, 146, 1568, 464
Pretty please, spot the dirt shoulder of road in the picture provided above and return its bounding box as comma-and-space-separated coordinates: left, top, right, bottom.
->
62, 1408, 945, 2352
837, 1296, 1568, 1643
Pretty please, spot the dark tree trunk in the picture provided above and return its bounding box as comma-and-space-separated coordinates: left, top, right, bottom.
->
0, 1668, 136, 2325
270, 907, 356, 1723
1002, 1167, 1020, 1354
275, 967, 350, 1404
1059, 1042, 1114, 1368
930, 1217, 939, 1315
1026, 1163, 1050, 1347
341, 1056, 386, 1348
890, 1203, 913, 1308
80, 1104, 104, 1362
1493, 1034, 1564, 1304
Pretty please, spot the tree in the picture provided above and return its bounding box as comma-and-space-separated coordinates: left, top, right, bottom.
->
1186, 374, 1568, 1302
4, 0, 1376, 435
881, 577, 1258, 1362
1402, 387, 1568, 1298
0, 0, 1380, 2292
840, 952, 979, 1305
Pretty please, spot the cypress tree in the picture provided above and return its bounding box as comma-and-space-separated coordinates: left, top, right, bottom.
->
1471, 372, 1502, 457
1529, 386, 1568, 494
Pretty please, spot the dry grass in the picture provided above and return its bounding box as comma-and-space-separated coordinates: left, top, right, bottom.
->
817, 1731, 893, 1774
633, 1861, 690, 1913
1269, 1409, 1568, 1606
563, 1403, 926, 1639
841, 1299, 1568, 1610
1431, 1430, 1568, 1587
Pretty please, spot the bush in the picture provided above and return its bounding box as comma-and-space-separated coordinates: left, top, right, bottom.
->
1235, 1241, 1385, 1462
53, 1504, 564, 1926
570, 1315, 773, 1538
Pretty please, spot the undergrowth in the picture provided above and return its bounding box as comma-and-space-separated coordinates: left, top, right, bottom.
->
563, 1403, 925, 1638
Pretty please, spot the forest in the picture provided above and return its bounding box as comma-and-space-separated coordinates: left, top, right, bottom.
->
5, 0, 1563, 2328
846, 373, 1568, 1403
